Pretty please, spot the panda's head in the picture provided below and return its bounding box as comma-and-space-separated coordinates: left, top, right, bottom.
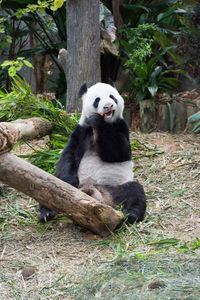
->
78, 82, 124, 125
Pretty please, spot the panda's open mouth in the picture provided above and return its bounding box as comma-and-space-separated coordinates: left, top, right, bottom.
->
100, 110, 114, 119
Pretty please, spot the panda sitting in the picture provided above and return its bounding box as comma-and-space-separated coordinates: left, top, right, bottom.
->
39, 82, 146, 224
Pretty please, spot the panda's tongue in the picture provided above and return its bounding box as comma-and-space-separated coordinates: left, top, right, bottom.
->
100, 111, 113, 118
105, 111, 113, 118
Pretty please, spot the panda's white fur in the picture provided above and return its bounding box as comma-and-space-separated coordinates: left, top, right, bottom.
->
78, 150, 134, 186
79, 82, 124, 126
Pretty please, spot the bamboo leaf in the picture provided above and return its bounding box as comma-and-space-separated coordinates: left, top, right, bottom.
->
149, 238, 180, 245
169, 188, 189, 198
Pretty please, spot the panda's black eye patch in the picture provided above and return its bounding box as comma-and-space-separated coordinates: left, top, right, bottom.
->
110, 94, 118, 104
93, 97, 100, 108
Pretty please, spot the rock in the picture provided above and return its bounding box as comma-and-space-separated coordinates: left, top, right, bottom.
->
22, 267, 36, 280
148, 278, 166, 289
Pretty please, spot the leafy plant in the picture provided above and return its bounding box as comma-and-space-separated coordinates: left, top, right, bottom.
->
127, 48, 185, 104
120, 0, 185, 62
0, 76, 79, 172
120, 23, 158, 70
0, 1, 66, 95
1, 57, 33, 77
119, 20, 186, 103
188, 110, 200, 133
0, 75, 77, 131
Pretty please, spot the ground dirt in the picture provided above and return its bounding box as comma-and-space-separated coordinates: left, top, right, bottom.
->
0, 132, 200, 299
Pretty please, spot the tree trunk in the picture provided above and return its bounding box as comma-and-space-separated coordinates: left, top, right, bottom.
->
172, 101, 187, 133
0, 118, 52, 154
112, 0, 124, 30
157, 104, 170, 132
0, 153, 123, 237
139, 99, 157, 132
66, 0, 101, 112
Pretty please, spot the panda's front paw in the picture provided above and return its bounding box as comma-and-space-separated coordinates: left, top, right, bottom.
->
123, 210, 138, 224
38, 208, 57, 223
86, 113, 104, 128
126, 213, 137, 224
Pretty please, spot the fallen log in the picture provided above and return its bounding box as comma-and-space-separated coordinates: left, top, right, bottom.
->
0, 118, 52, 154
0, 152, 123, 237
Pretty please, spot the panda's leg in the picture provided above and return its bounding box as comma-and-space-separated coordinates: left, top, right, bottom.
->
39, 204, 57, 223
112, 181, 146, 224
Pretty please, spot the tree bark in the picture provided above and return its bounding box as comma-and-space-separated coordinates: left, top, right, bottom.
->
157, 104, 170, 132
139, 99, 157, 132
0, 118, 52, 154
66, 0, 101, 112
112, 0, 124, 30
172, 101, 187, 133
0, 153, 123, 237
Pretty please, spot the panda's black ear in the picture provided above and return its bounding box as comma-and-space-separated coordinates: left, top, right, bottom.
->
78, 83, 87, 98
108, 78, 115, 88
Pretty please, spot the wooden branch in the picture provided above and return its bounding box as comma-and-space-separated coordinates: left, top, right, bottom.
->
0, 118, 52, 154
0, 153, 123, 237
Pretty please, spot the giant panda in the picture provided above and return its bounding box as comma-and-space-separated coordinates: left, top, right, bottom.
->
39, 82, 146, 224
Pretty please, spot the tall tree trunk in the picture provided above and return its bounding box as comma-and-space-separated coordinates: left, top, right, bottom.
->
66, 0, 101, 112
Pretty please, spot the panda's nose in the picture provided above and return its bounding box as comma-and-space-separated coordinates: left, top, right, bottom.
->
103, 103, 113, 110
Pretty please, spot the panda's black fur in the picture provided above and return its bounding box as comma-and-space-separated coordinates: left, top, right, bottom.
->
39, 82, 146, 224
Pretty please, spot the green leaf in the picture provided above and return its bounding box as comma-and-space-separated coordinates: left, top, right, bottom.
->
150, 238, 180, 246
6, 35, 12, 43
120, 39, 133, 53
23, 60, 33, 68
1, 60, 12, 68
192, 121, 200, 131
161, 77, 179, 88
188, 111, 200, 123
15, 61, 23, 71
159, 45, 177, 57
190, 238, 200, 250
157, 6, 177, 22
148, 86, 158, 96
150, 66, 162, 80
136, 90, 146, 104
146, 56, 157, 70
194, 127, 200, 133
8, 66, 16, 77
17, 57, 25, 61
169, 188, 189, 198
54, 0, 64, 9
123, 4, 150, 13
163, 69, 186, 75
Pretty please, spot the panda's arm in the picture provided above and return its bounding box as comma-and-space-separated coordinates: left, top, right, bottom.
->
55, 125, 90, 187
97, 119, 131, 162
86, 114, 131, 162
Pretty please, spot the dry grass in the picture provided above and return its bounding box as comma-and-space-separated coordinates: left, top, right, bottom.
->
132, 132, 200, 242
0, 132, 200, 299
